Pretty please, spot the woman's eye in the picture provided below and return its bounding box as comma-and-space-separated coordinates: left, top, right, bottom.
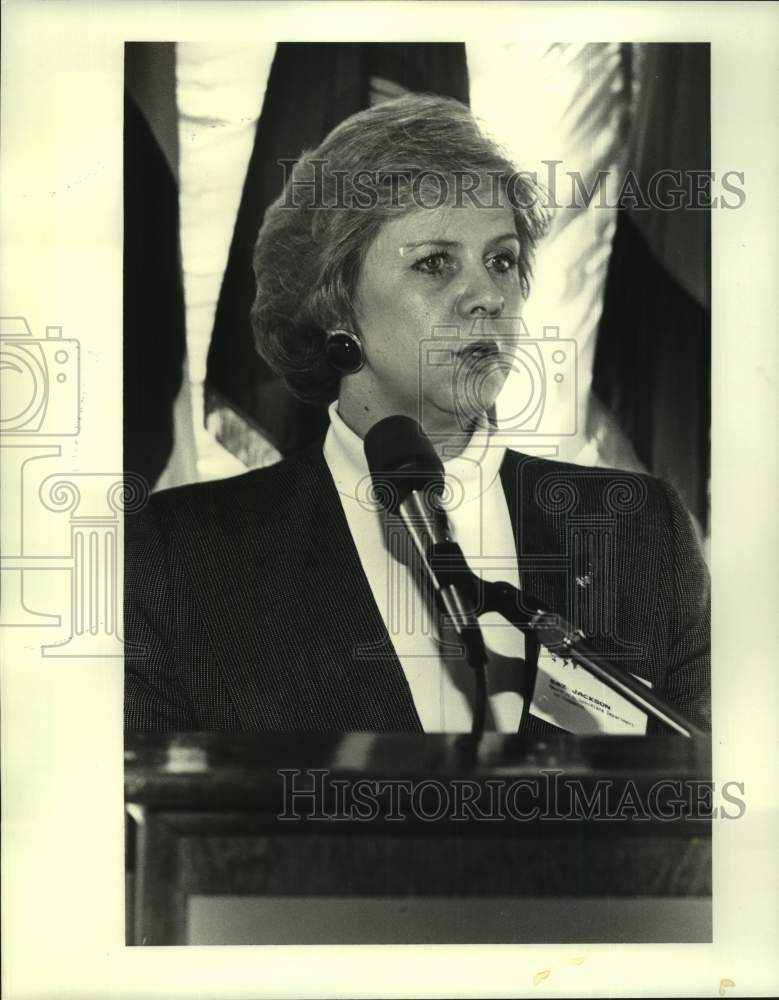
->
413, 252, 453, 276
487, 251, 517, 274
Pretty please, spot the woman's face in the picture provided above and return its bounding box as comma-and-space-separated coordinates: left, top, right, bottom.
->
342, 200, 524, 440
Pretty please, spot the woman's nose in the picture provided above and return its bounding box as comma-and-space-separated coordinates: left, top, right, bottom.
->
456, 270, 505, 319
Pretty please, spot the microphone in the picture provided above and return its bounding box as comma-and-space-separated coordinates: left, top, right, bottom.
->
363, 418, 705, 740
363, 415, 486, 667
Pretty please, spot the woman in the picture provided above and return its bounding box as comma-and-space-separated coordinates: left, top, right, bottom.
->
125, 94, 710, 735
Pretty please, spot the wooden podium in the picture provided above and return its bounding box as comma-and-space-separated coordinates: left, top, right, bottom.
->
125, 733, 712, 945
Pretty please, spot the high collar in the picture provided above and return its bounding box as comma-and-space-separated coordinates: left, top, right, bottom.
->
324, 402, 507, 510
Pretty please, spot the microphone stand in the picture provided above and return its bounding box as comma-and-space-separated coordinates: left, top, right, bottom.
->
430, 541, 706, 743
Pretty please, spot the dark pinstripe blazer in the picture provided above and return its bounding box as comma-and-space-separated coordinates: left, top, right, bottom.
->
124, 446, 711, 734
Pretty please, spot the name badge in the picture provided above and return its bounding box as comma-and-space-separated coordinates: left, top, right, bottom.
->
529, 652, 651, 735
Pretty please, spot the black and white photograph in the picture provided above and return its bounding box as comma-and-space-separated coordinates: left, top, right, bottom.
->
2, 2, 778, 997
123, 36, 713, 945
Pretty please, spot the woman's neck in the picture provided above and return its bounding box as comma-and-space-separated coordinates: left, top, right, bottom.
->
335, 391, 482, 461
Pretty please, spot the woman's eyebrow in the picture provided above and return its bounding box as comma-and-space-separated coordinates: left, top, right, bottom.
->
400, 239, 460, 251
491, 232, 521, 245
400, 233, 520, 252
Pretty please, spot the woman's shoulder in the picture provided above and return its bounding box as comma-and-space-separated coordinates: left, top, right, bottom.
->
130, 442, 330, 543
501, 446, 671, 515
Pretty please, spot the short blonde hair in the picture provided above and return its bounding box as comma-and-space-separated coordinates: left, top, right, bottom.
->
250, 93, 550, 404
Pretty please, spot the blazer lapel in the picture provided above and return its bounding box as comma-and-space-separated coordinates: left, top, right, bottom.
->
499, 448, 661, 671
499, 449, 572, 618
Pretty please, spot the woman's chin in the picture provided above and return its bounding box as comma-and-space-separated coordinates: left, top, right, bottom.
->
451, 376, 505, 422
420, 393, 496, 440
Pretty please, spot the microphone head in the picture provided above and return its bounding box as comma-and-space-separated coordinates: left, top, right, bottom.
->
364, 415, 444, 514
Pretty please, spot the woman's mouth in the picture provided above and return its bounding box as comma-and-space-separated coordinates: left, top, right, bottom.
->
456, 339, 501, 364
456, 340, 502, 370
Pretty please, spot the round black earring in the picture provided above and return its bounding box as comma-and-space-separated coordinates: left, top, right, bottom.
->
325, 329, 364, 374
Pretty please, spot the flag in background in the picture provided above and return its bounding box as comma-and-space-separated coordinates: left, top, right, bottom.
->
124, 42, 187, 492
593, 44, 711, 538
